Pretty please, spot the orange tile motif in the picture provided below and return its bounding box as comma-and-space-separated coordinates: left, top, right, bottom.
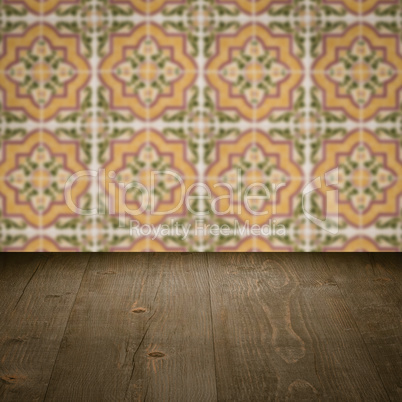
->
99, 23, 196, 121
102, 129, 196, 225
0, 0, 401, 251
0, 131, 89, 228
215, 0, 290, 15
0, 24, 90, 121
323, 0, 398, 15
313, 24, 402, 121
206, 131, 302, 225
206, 24, 303, 121
313, 130, 402, 227
3, 0, 79, 15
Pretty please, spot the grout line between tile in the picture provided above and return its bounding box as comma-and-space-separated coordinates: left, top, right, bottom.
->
38, 1, 44, 250
304, 0, 312, 251
198, 0, 206, 251
91, 0, 99, 252
358, 1, 364, 235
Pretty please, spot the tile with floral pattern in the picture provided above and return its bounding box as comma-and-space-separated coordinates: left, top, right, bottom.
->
0, 0, 401, 251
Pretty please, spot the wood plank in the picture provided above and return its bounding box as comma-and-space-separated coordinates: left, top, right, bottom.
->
290, 253, 390, 400
45, 253, 217, 401
0, 253, 90, 402
206, 253, 281, 401
324, 252, 402, 401
121, 253, 217, 401
0, 253, 48, 322
44, 253, 151, 401
0, 252, 399, 401
207, 253, 390, 401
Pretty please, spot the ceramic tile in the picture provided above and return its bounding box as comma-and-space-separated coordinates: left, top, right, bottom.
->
0, 0, 401, 251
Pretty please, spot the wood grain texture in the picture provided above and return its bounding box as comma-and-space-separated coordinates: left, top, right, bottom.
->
0, 253, 90, 402
0, 253, 48, 322
122, 253, 217, 401
0, 252, 400, 402
44, 253, 217, 402
324, 253, 402, 401
44, 253, 151, 401
207, 253, 391, 401
289, 253, 391, 401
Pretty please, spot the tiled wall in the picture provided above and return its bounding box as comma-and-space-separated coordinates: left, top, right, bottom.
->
0, 0, 401, 251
